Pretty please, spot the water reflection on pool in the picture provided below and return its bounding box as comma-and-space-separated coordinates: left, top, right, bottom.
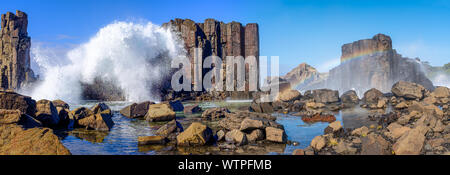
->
59, 101, 383, 155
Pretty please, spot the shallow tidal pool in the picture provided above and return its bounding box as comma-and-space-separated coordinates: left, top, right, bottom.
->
58, 100, 380, 155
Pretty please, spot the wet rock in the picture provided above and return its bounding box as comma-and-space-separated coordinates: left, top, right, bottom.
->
176, 122, 213, 146
351, 126, 369, 136
362, 88, 384, 107
91, 102, 111, 115
340, 90, 359, 105
183, 104, 202, 114
145, 103, 176, 122
265, 127, 287, 143
391, 81, 427, 100
240, 118, 264, 131
218, 111, 278, 131
70, 107, 94, 128
216, 130, 225, 141
431, 86, 449, 98
386, 123, 410, 139
52, 100, 69, 109
78, 113, 114, 131
250, 101, 274, 113
301, 113, 336, 123
277, 89, 302, 102
155, 119, 183, 139
305, 101, 325, 109
393, 127, 426, 155
310, 89, 340, 103
168, 100, 184, 112
361, 134, 391, 155
138, 136, 168, 145
247, 129, 264, 142
201, 107, 230, 120
225, 129, 248, 146
395, 101, 408, 109
35, 99, 59, 126
0, 91, 36, 117
292, 149, 305, 155
0, 109, 41, 128
120, 101, 156, 118
311, 135, 326, 151
335, 141, 357, 155
0, 125, 71, 155
324, 121, 343, 134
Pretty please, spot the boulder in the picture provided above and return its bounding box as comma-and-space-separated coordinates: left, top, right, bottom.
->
362, 88, 384, 107
351, 126, 369, 136
247, 129, 265, 142
324, 121, 343, 134
361, 134, 391, 155
431, 86, 449, 98
183, 105, 202, 114
145, 103, 176, 122
70, 107, 94, 127
52, 100, 69, 109
277, 89, 302, 102
176, 122, 212, 146
35, 99, 59, 126
301, 113, 336, 123
391, 81, 427, 100
216, 130, 225, 141
311, 135, 326, 151
0, 109, 42, 129
138, 136, 168, 145
393, 127, 426, 155
78, 113, 114, 131
218, 111, 279, 131
119, 103, 137, 118
225, 129, 248, 146
201, 107, 230, 120
340, 90, 359, 104
0, 91, 36, 117
310, 89, 339, 103
0, 125, 71, 155
120, 101, 154, 118
292, 149, 305, 155
335, 141, 357, 155
250, 101, 274, 113
155, 119, 183, 138
91, 102, 110, 114
386, 123, 411, 139
305, 102, 325, 109
265, 127, 287, 143
240, 118, 264, 131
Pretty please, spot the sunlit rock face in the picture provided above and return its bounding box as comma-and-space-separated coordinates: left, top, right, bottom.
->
300, 34, 434, 96
0, 10, 35, 90
162, 19, 260, 99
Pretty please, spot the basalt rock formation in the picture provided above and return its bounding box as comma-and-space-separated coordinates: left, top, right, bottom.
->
300, 34, 434, 96
0, 10, 35, 90
163, 19, 259, 99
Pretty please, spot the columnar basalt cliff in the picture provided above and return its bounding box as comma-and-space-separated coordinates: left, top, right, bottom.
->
340, 34, 392, 62
162, 19, 259, 99
0, 10, 35, 90
299, 34, 434, 96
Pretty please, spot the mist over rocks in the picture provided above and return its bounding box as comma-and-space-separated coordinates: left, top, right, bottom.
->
295, 33, 435, 96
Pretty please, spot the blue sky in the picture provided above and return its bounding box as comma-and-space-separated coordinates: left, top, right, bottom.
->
2, 0, 450, 75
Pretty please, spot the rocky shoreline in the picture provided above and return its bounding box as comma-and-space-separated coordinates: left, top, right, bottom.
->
1, 80, 447, 155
